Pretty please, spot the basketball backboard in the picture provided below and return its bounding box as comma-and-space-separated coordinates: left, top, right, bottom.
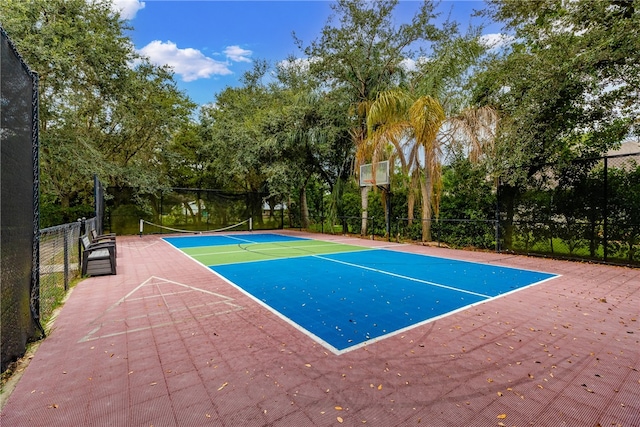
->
359, 160, 390, 187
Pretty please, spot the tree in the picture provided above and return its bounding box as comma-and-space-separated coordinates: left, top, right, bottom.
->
201, 59, 352, 228
364, 31, 493, 242
298, 0, 448, 235
367, 89, 445, 241
1, 0, 194, 223
475, 0, 640, 248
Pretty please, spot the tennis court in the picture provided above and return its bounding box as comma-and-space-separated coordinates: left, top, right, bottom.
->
3, 232, 638, 427
164, 233, 557, 354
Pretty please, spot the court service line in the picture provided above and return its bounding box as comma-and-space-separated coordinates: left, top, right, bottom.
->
313, 254, 493, 299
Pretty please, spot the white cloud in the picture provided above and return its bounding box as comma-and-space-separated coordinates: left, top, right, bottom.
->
399, 57, 432, 72
277, 57, 315, 72
479, 33, 515, 51
111, 0, 145, 20
399, 58, 417, 72
138, 40, 233, 82
223, 45, 253, 63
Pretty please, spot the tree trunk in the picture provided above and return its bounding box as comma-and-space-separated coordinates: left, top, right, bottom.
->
500, 184, 517, 250
407, 190, 415, 226
421, 168, 433, 242
361, 185, 369, 235
300, 186, 310, 229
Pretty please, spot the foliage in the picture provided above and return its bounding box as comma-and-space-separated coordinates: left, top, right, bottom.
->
0, 0, 194, 222
471, 0, 640, 248
298, 0, 450, 234
367, 88, 445, 240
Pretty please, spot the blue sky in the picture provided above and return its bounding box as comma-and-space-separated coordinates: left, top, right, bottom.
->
113, 1, 503, 106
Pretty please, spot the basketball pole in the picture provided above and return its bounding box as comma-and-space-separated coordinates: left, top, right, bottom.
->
377, 183, 391, 242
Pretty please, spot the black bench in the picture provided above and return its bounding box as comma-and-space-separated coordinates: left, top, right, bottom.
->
81, 235, 116, 276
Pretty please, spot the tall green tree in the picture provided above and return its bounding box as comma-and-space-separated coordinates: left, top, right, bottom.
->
364, 30, 492, 241
202, 60, 352, 228
298, 0, 448, 234
367, 89, 445, 240
475, 0, 640, 247
1, 0, 194, 223
272, 59, 353, 228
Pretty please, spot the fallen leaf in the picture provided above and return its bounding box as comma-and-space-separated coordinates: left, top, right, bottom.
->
335, 406, 343, 411
305, 364, 312, 368
377, 384, 383, 390
150, 382, 157, 386
497, 414, 507, 419
497, 392, 503, 397
337, 416, 344, 423
205, 414, 211, 418
217, 382, 228, 391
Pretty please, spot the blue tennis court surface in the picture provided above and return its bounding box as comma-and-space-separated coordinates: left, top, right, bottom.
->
165, 233, 558, 354
164, 233, 308, 248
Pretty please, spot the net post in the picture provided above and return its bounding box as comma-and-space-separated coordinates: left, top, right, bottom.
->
249, 217, 253, 232
139, 219, 143, 237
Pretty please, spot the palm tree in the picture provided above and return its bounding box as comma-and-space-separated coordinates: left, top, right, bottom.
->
368, 90, 499, 242
367, 89, 445, 242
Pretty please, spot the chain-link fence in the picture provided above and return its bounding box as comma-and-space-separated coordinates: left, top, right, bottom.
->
38, 218, 98, 326
39, 223, 79, 324
504, 152, 640, 265
104, 151, 640, 268
109, 187, 281, 234
296, 152, 640, 267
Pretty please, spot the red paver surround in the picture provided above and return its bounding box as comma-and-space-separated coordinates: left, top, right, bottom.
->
1, 231, 638, 427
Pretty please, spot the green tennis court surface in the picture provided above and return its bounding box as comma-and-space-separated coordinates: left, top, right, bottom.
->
180, 239, 370, 266
164, 233, 558, 354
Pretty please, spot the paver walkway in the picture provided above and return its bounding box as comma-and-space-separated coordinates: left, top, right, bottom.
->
1, 231, 638, 426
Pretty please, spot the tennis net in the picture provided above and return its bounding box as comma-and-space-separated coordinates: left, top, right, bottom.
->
139, 218, 252, 235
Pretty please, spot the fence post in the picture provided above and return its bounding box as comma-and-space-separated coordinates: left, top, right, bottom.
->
77, 218, 84, 273
603, 157, 608, 262
63, 229, 69, 291
495, 177, 501, 252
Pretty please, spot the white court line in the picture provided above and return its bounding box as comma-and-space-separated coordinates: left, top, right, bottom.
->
222, 235, 264, 244
78, 276, 244, 343
162, 237, 560, 355
313, 254, 493, 299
